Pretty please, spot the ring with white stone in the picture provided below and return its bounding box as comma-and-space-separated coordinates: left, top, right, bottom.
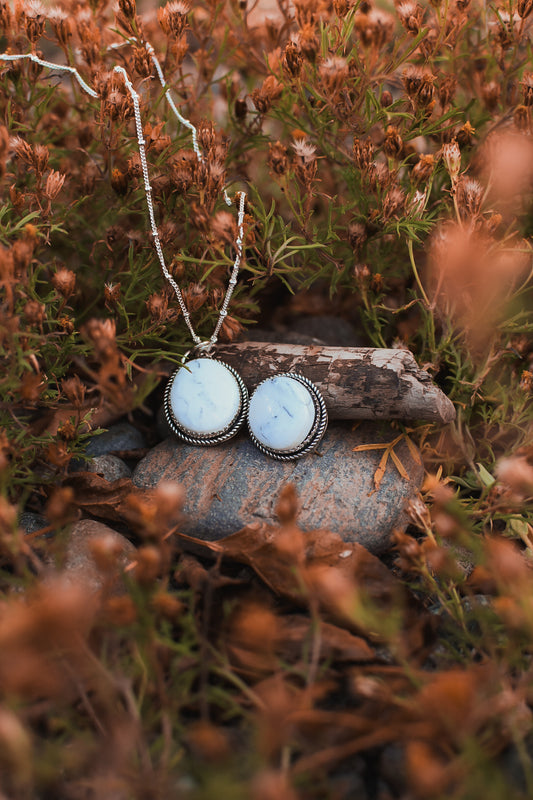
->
164, 357, 249, 446
247, 372, 328, 460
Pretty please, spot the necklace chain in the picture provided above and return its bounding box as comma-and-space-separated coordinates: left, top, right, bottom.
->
0, 43, 247, 349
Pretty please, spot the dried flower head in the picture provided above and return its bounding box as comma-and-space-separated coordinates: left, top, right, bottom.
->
355, 9, 395, 47
441, 140, 461, 186
219, 314, 244, 342
383, 126, 403, 159
251, 75, 283, 114
348, 222, 367, 251
48, 6, 71, 45
52, 267, 76, 298
61, 375, 86, 407
10, 136, 33, 165
353, 137, 374, 170
291, 137, 316, 165
496, 455, 533, 499
146, 292, 169, 321
296, 23, 319, 62
455, 177, 484, 218
24, 299, 45, 326
382, 186, 406, 220
268, 141, 289, 177
0, 0, 12, 29
409, 189, 427, 217
319, 56, 349, 95
23, 0, 46, 42
397, 1, 424, 33
104, 282, 121, 310
44, 170, 66, 200
158, 0, 190, 38
482, 80, 501, 111
83, 318, 117, 358
412, 153, 435, 183
183, 282, 207, 313
439, 74, 457, 110
210, 211, 236, 246
282, 40, 302, 78
514, 104, 531, 133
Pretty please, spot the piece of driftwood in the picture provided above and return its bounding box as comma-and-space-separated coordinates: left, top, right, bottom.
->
214, 342, 456, 424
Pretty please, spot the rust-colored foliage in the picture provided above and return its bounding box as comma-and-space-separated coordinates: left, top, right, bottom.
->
1, 0, 533, 795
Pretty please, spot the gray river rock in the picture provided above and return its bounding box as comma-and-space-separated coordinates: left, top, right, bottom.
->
133, 422, 423, 554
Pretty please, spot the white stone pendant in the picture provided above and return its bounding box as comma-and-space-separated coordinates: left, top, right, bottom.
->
164, 357, 248, 446
247, 373, 328, 460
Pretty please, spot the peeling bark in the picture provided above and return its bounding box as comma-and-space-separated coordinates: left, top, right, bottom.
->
213, 342, 455, 424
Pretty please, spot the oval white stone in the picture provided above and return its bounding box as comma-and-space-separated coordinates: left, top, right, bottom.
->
169, 358, 241, 436
249, 375, 316, 452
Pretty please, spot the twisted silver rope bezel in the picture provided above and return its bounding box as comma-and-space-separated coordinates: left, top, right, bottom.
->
164, 358, 249, 446
247, 373, 328, 461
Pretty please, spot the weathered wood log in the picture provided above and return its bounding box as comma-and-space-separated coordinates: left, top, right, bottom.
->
214, 342, 456, 424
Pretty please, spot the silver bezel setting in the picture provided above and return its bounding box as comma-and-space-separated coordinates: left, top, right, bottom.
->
247, 372, 328, 461
164, 358, 249, 446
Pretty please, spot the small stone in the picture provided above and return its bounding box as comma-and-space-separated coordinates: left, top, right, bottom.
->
19, 511, 48, 536
168, 358, 242, 436
58, 519, 136, 594
133, 422, 424, 554
248, 375, 316, 452
87, 454, 132, 481
86, 422, 145, 457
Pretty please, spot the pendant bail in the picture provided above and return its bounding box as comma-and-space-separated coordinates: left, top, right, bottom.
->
196, 339, 215, 355
180, 340, 215, 364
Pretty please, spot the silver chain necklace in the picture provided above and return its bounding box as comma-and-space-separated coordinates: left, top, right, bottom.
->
1, 40, 328, 459
113, 51, 250, 446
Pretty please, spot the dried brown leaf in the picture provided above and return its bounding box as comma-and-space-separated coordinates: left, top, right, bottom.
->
63, 472, 153, 524
175, 525, 399, 612
278, 615, 375, 663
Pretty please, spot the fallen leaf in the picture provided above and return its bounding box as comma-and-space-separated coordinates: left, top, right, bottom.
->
278, 615, 375, 663
63, 472, 153, 524
175, 524, 400, 613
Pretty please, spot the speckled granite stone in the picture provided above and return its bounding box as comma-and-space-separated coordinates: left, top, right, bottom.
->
132, 422, 423, 554
87, 454, 132, 481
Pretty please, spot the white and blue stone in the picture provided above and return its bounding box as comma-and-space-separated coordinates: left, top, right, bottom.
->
248, 374, 317, 453
169, 358, 242, 437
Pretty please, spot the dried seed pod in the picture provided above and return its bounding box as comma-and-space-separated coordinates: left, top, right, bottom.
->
455, 177, 484, 218
397, 0, 424, 33
353, 136, 374, 170
158, 0, 190, 38
44, 170, 66, 200
438, 74, 457, 110
52, 267, 76, 298
250, 76, 283, 114
282, 41, 302, 78
441, 140, 461, 184
412, 153, 435, 183
383, 126, 403, 159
